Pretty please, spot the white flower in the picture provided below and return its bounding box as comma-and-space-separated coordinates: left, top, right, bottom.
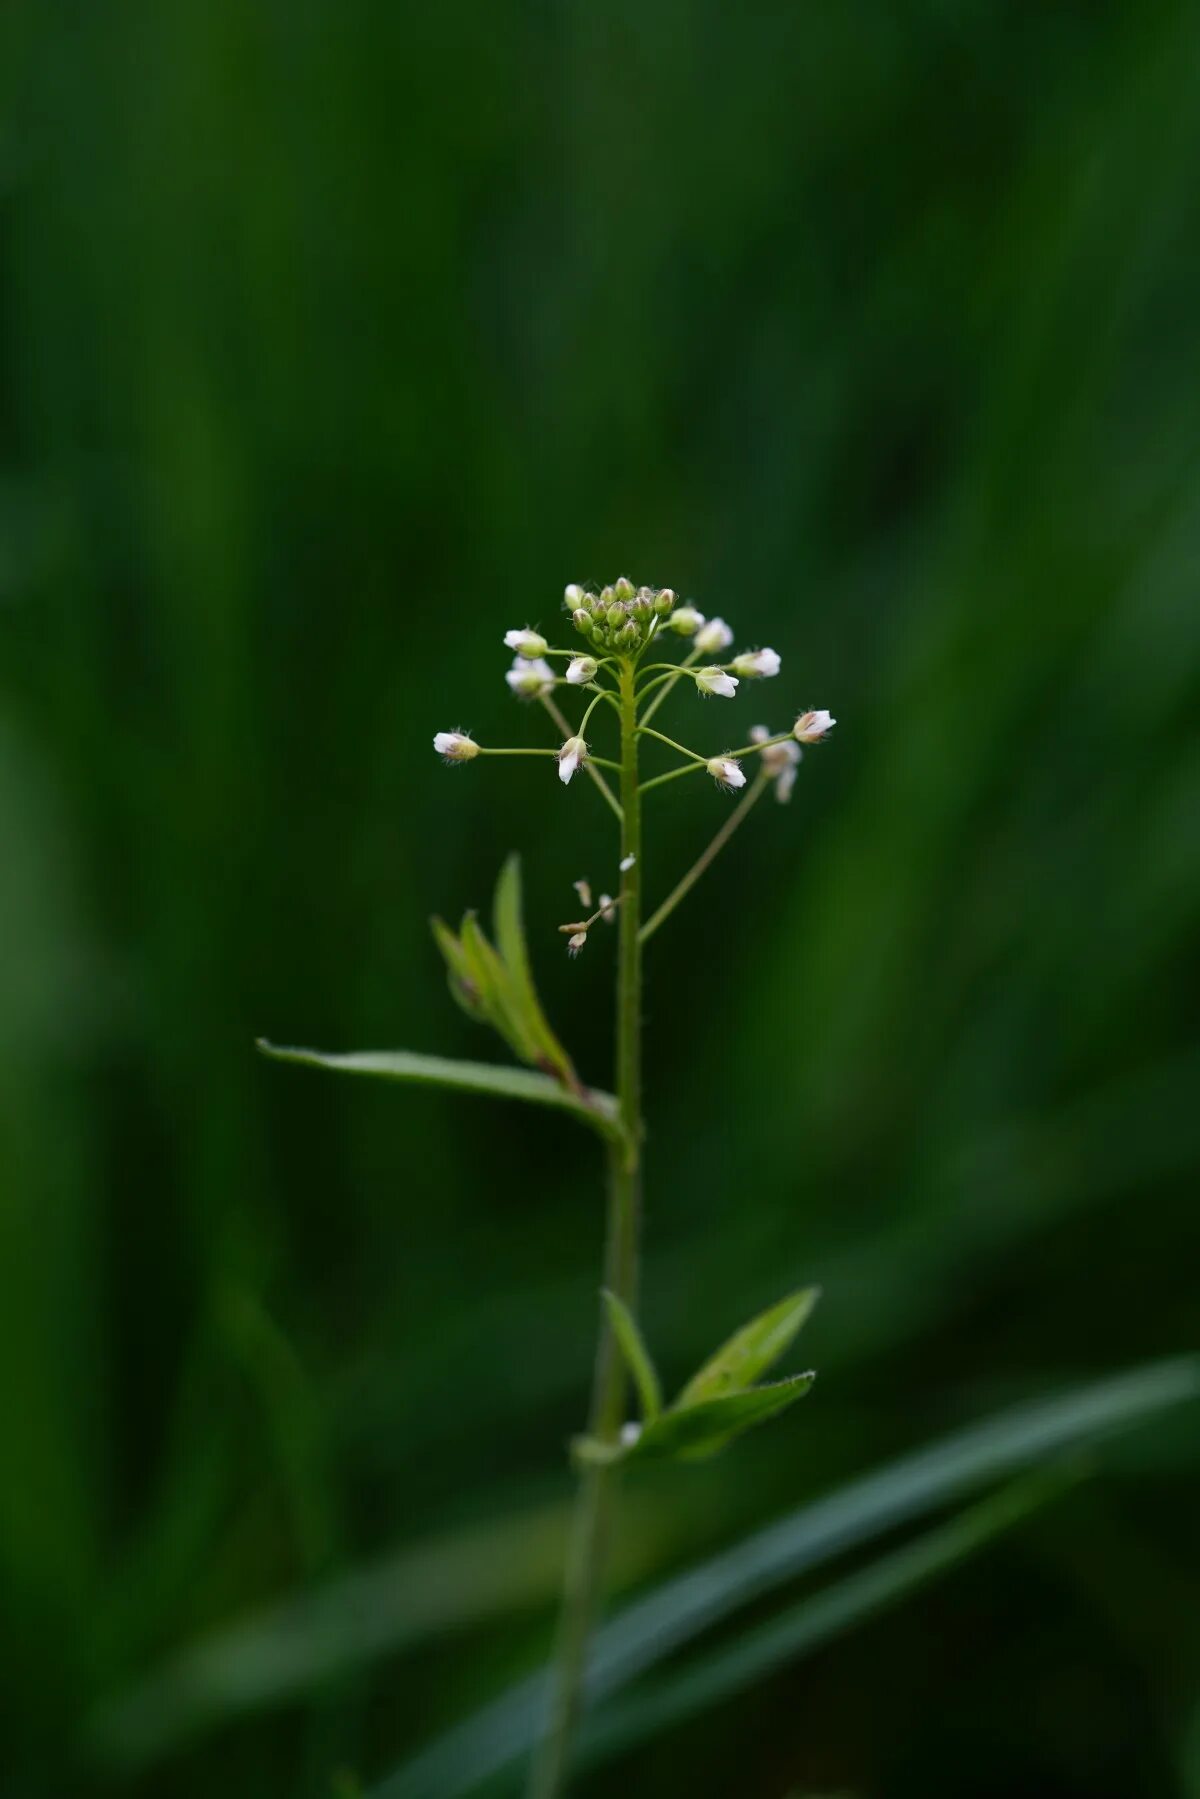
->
433, 730, 479, 762
732, 647, 781, 679
707, 755, 747, 791
503, 627, 549, 659
598, 892, 616, 923
573, 878, 593, 908
619, 853, 636, 871
751, 725, 801, 801
794, 708, 836, 743
566, 655, 598, 685
695, 616, 733, 655
667, 606, 705, 636
567, 930, 588, 958
564, 583, 585, 607
558, 736, 587, 784
505, 656, 556, 699
696, 665, 739, 698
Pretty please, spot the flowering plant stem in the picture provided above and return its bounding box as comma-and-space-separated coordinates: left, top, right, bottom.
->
640, 766, 770, 945
528, 662, 643, 1799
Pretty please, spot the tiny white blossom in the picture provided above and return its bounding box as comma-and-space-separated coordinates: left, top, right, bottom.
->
558, 736, 587, 784
564, 583, 585, 607
567, 930, 588, 957
695, 616, 733, 655
503, 627, 549, 659
505, 656, 556, 699
432, 730, 479, 763
696, 665, 739, 699
708, 755, 747, 791
598, 893, 616, 923
619, 1421, 642, 1447
732, 647, 781, 679
794, 708, 836, 743
566, 655, 598, 685
667, 606, 705, 636
573, 878, 593, 908
619, 853, 636, 871
751, 725, 802, 802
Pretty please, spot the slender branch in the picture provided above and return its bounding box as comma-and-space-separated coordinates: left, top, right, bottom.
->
636, 725, 707, 765
640, 769, 771, 944
638, 645, 701, 726
529, 664, 643, 1799
539, 695, 623, 824
640, 763, 707, 795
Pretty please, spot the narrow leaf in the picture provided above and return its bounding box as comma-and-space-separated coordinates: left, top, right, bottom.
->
368, 1356, 1200, 1799
602, 1290, 662, 1423
459, 913, 540, 1066
677, 1286, 821, 1408
574, 1375, 814, 1470
578, 1469, 1076, 1772
493, 855, 578, 1089
430, 918, 487, 1022
256, 1042, 624, 1146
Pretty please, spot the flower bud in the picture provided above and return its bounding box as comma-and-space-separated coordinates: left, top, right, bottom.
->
564, 583, 585, 608
707, 755, 747, 791
668, 605, 705, 636
505, 656, 556, 699
567, 931, 588, 958
503, 627, 549, 659
598, 893, 616, 923
618, 620, 640, 650
794, 709, 836, 743
695, 665, 739, 698
632, 595, 653, 621
654, 588, 676, 614
614, 575, 635, 601
566, 654, 598, 685
607, 601, 627, 626
731, 647, 781, 679
558, 736, 588, 784
433, 730, 479, 762
599, 585, 615, 608
572, 607, 592, 634
695, 616, 733, 655
573, 878, 593, 908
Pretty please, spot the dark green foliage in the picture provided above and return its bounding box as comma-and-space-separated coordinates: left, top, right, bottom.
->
2, 2, 1199, 1797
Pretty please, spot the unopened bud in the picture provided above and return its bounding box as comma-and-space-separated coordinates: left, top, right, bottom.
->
564, 583, 585, 608
668, 606, 705, 636
613, 575, 635, 601
731, 647, 781, 679
558, 736, 588, 785
794, 709, 836, 743
654, 588, 676, 614
695, 617, 733, 655
566, 655, 598, 685
567, 931, 588, 958
707, 755, 747, 791
618, 620, 640, 649
503, 627, 549, 659
433, 731, 480, 762
607, 601, 627, 626
572, 608, 592, 634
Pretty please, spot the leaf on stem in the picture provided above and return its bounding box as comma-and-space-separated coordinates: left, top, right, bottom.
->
601, 1291, 662, 1423
676, 1286, 820, 1407
256, 1043, 625, 1146
575, 1374, 814, 1467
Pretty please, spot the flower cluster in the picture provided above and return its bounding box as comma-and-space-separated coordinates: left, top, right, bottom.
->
431, 584, 836, 865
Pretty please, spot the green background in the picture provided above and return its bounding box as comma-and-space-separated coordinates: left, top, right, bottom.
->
2, 2, 1199, 1794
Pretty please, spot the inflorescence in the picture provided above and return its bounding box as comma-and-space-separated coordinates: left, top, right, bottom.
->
433, 579, 835, 952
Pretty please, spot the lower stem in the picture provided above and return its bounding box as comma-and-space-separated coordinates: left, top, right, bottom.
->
527, 661, 642, 1799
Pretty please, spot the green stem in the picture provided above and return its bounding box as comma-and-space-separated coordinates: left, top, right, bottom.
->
640, 768, 770, 944
529, 663, 643, 1799
538, 695, 623, 823
638, 645, 700, 725
636, 725, 707, 764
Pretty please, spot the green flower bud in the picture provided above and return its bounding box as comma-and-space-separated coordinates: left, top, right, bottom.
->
654, 588, 676, 615
572, 608, 592, 634
564, 583, 585, 609
607, 601, 627, 626
618, 620, 640, 649
614, 575, 635, 601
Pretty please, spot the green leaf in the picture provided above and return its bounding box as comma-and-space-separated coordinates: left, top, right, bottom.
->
256, 1042, 625, 1147
368, 1356, 1200, 1799
458, 912, 539, 1066
492, 855, 578, 1089
577, 1468, 1076, 1773
600, 1291, 662, 1423
576, 1374, 814, 1468
430, 917, 487, 1022
676, 1286, 821, 1408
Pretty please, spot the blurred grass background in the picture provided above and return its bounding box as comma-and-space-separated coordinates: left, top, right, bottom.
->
2, 1, 1199, 1794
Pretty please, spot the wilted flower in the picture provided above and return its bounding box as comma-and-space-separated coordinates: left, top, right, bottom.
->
695, 616, 734, 655
667, 606, 705, 636
794, 709, 836, 743
432, 730, 480, 763
566, 655, 598, 685
750, 724, 801, 802
558, 736, 588, 784
504, 627, 549, 659
707, 755, 747, 791
696, 665, 739, 699
732, 647, 781, 679
567, 931, 588, 957
505, 657, 556, 699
